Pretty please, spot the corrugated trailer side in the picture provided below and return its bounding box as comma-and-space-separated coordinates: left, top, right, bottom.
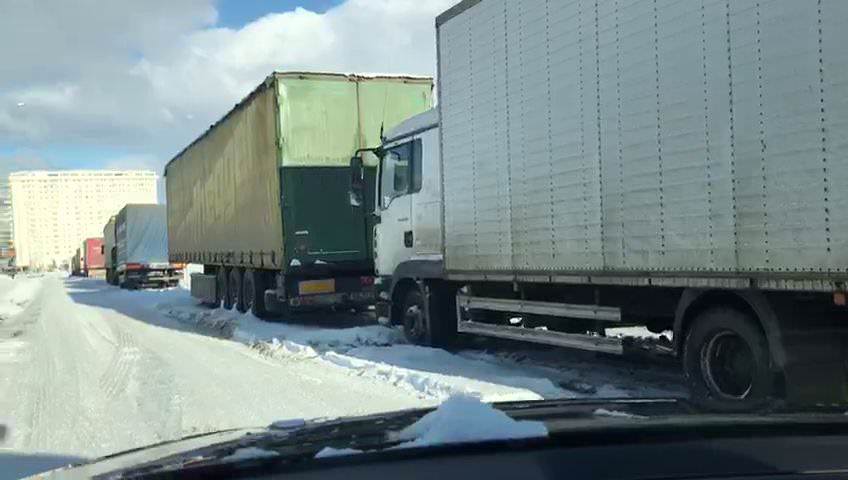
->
437, 0, 848, 289
166, 80, 282, 268
370, 0, 848, 410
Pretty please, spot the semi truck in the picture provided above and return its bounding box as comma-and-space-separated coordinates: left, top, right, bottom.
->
116, 204, 182, 289
350, 0, 848, 411
165, 71, 433, 317
82, 237, 105, 278
103, 216, 117, 285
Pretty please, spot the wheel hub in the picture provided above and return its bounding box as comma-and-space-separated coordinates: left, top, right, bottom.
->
701, 330, 755, 400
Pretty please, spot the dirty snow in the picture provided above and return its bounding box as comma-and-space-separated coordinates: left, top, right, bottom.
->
392, 395, 547, 449
0, 276, 681, 478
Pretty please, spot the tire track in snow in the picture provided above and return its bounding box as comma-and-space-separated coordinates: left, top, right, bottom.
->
99, 326, 141, 399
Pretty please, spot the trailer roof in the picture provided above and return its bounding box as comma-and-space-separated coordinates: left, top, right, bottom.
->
384, 108, 439, 144
436, 0, 481, 27
164, 71, 433, 176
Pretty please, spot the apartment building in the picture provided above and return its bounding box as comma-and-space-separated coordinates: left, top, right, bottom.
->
0, 176, 12, 259
10, 170, 158, 269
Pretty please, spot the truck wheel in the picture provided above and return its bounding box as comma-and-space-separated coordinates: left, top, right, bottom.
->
228, 268, 245, 313
401, 282, 456, 348
217, 267, 231, 309
402, 287, 428, 345
243, 270, 269, 318
683, 308, 773, 412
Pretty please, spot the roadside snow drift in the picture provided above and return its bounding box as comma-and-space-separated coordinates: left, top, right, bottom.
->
151, 286, 681, 403
0, 275, 43, 320
157, 302, 567, 402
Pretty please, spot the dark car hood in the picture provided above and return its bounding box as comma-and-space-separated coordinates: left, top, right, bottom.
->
32, 397, 848, 479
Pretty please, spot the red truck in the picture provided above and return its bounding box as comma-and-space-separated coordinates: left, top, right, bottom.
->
82, 238, 105, 279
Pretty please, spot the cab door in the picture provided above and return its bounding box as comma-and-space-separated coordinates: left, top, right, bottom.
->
374, 139, 421, 276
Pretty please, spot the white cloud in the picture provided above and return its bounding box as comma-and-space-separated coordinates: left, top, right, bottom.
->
0, 0, 452, 172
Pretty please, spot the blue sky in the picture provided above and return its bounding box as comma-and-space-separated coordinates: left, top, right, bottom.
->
216, 0, 342, 28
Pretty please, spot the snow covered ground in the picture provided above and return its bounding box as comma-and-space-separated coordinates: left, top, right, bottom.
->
0, 275, 683, 478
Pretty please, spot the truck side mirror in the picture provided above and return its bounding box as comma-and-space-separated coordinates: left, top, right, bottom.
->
349, 155, 364, 207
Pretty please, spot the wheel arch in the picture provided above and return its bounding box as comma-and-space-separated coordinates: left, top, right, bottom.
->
673, 288, 786, 369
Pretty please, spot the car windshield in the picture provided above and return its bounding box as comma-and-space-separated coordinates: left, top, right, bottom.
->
2, 0, 847, 478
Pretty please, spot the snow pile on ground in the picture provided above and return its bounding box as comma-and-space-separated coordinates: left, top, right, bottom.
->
149, 288, 679, 404
322, 346, 563, 402
158, 302, 403, 351
232, 315, 404, 350
392, 395, 547, 449
0, 276, 43, 320
158, 304, 563, 402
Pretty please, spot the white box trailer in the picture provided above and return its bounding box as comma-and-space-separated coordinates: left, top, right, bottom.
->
115, 204, 182, 289
358, 0, 848, 411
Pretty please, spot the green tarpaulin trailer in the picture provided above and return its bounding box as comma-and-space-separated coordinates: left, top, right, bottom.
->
165, 72, 433, 317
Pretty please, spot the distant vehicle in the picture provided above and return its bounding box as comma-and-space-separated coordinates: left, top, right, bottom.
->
82, 237, 105, 279
348, 0, 848, 411
70, 248, 82, 277
115, 204, 182, 289
0, 257, 15, 278
103, 216, 117, 285
165, 71, 433, 317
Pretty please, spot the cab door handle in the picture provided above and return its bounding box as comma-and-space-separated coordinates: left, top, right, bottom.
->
404, 231, 413, 248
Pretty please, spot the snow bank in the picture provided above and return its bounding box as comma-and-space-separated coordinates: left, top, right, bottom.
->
392, 395, 547, 449
323, 347, 561, 402
0, 276, 43, 320
152, 289, 683, 404
232, 315, 404, 350
158, 304, 560, 402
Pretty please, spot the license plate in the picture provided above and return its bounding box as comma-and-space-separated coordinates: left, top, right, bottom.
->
298, 279, 336, 295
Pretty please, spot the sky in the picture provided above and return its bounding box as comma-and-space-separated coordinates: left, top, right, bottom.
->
0, 0, 453, 177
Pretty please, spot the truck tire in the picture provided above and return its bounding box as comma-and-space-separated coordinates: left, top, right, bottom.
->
228, 268, 245, 313
217, 267, 231, 309
243, 270, 269, 318
683, 308, 773, 412
402, 287, 428, 345
401, 282, 456, 348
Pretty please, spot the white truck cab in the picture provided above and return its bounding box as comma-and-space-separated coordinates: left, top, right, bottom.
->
375, 109, 442, 275
354, 109, 448, 341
